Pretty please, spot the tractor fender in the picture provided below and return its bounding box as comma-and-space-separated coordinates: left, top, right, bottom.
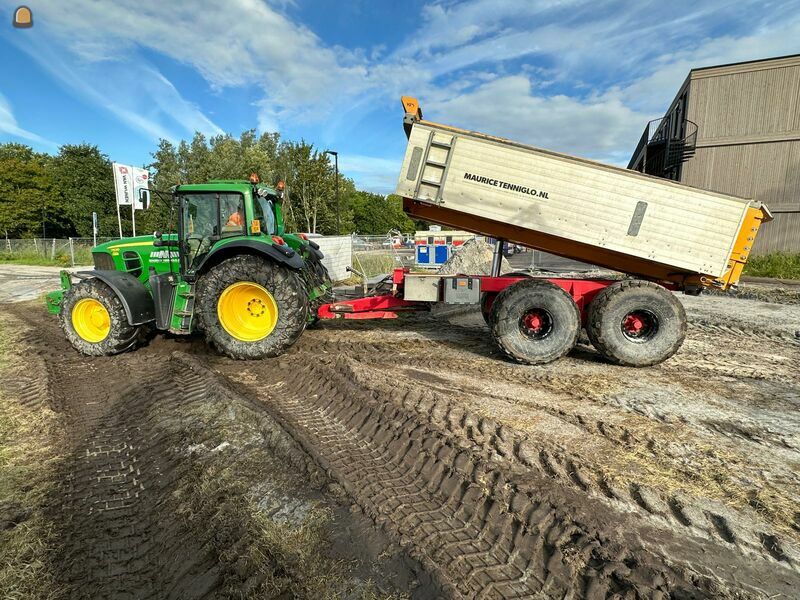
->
74, 270, 155, 325
304, 240, 324, 260
194, 240, 305, 275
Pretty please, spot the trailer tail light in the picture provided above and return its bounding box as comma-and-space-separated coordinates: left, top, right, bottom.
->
271, 235, 285, 246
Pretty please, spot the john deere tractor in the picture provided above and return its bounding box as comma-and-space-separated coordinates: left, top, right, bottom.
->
46, 178, 332, 359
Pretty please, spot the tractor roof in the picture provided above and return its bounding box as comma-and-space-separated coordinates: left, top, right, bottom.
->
172, 180, 278, 195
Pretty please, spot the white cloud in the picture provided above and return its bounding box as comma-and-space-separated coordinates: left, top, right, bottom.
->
9, 36, 222, 143
427, 76, 647, 163
0, 93, 57, 147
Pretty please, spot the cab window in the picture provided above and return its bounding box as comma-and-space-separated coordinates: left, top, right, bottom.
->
220, 194, 245, 237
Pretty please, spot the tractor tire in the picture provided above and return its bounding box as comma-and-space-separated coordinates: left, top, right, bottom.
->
60, 278, 145, 356
489, 279, 580, 365
587, 279, 686, 367
196, 255, 308, 359
301, 251, 333, 327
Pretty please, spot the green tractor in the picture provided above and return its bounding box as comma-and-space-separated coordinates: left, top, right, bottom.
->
46, 178, 332, 359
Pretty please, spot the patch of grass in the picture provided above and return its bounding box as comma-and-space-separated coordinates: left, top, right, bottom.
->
0, 246, 94, 267
352, 251, 401, 281
0, 316, 63, 600
743, 252, 800, 280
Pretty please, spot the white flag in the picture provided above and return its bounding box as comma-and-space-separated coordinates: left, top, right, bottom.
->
113, 163, 134, 206
132, 167, 150, 210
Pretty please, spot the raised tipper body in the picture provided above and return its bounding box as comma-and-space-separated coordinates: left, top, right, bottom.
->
396, 96, 771, 291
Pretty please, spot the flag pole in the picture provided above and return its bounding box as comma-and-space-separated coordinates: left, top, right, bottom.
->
131, 205, 137, 237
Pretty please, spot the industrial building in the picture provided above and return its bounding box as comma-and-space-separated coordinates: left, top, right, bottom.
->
628, 54, 800, 254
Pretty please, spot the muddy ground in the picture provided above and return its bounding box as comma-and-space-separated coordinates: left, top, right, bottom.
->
1, 288, 799, 599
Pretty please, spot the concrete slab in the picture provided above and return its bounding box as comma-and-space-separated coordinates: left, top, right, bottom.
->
0, 264, 84, 304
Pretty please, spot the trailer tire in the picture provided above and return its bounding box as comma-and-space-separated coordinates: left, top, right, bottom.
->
489, 279, 580, 365
196, 255, 308, 359
587, 280, 686, 367
480, 293, 496, 325
60, 278, 145, 356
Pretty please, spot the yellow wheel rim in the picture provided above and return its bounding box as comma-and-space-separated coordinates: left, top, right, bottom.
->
72, 298, 111, 343
217, 281, 279, 342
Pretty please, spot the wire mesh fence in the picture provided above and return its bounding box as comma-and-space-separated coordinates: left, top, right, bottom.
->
1, 238, 119, 267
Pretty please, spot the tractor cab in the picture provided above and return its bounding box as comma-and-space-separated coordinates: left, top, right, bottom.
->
167, 178, 284, 275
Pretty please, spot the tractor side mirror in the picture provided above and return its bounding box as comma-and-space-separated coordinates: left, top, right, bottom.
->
138, 188, 151, 209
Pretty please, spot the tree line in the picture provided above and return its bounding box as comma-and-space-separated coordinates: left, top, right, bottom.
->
0, 131, 415, 239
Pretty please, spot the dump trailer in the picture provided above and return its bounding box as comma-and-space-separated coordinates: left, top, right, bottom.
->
315, 97, 772, 367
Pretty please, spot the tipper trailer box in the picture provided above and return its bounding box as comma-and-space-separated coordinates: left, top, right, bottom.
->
395, 97, 771, 292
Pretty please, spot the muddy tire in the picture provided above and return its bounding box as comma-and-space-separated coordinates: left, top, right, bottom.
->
489, 279, 580, 364
587, 279, 686, 367
196, 255, 308, 359
479, 292, 495, 325
60, 278, 144, 356
302, 251, 333, 327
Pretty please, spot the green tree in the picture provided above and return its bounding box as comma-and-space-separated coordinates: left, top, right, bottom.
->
0, 143, 66, 238
350, 192, 414, 234
50, 144, 123, 238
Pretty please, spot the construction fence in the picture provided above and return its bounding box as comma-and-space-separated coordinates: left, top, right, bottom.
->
0, 235, 418, 280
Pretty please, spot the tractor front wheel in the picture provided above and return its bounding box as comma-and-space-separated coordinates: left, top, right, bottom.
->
196, 255, 308, 359
60, 278, 145, 356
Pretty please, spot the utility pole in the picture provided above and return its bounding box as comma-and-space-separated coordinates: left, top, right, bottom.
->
325, 150, 339, 234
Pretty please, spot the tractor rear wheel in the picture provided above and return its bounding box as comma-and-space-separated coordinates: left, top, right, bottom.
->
489, 279, 580, 364
60, 278, 145, 356
587, 279, 686, 367
302, 251, 333, 327
196, 255, 307, 359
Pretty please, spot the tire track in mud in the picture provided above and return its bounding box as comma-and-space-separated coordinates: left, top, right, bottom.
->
212, 353, 800, 599
26, 348, 223, 598
8, 304, 434, 599
342, 357, 800, 566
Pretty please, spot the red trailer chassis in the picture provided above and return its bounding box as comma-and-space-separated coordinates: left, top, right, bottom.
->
316, 268, 684, 366
317, 268, 620, 323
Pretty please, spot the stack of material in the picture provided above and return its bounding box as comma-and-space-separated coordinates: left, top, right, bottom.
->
436, 238, 510, 276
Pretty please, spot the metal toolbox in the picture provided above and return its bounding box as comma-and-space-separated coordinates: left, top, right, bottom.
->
442, 277, 480, 304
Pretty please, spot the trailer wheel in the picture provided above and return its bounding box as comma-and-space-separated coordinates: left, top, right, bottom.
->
480, 293, 496, 325
481, 272, 532, 324
587, 280, 686, 367
60, 278, 145, 356
196, 255, 308, 359
489, 280, 580, 364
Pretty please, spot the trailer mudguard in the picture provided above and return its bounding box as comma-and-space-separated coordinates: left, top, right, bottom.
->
74, 270, 155, 325
194, 240, 305, 275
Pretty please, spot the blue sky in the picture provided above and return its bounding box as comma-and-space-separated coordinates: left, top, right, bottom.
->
1, 0, 799, 193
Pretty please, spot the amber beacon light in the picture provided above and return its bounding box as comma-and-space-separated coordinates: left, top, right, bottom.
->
13, 5, 33, 28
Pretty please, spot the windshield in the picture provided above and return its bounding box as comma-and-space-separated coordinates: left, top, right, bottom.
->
181, 192, 244, 269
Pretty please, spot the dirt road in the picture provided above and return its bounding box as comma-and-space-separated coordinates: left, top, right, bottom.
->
1, 288, 799, 598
